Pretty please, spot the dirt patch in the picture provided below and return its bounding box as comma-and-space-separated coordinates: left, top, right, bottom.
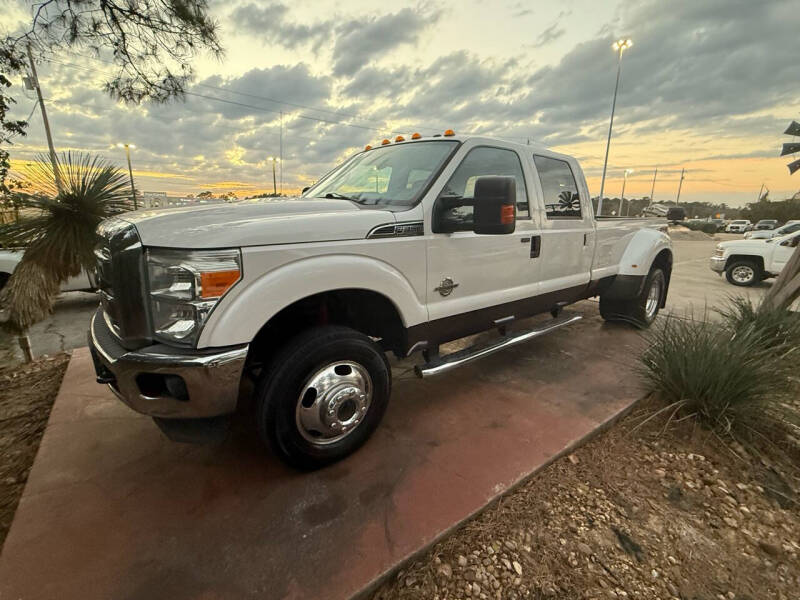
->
0, 353, 70, 549
372, 399, 799, 600
668, 226, 714, 241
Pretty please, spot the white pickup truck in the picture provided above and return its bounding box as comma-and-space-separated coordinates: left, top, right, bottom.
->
0, 250, 94, 292
88, 134, 672, 468
710, 230, 800, 286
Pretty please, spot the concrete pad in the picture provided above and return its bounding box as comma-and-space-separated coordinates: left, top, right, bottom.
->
0, 304, 642, 600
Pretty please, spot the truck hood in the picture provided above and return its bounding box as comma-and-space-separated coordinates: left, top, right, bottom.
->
119, 197, 396, 248
719, 238, 770, 251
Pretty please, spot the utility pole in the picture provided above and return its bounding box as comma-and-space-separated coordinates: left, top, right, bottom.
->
118, 144, 138, 210
756, 183, 765, 202
675, 168, 685, 204
279, 111, 283, 195
268, 157, 279, 195
619, 169, 633, 215
649, 168, 658, 206
26, 43, 62, 193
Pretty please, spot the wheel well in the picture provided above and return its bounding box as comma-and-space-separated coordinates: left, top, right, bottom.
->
0, 271, 9, 291
726, 254, 764, 274
651, 249, 673, 307
248, 289, 406, 370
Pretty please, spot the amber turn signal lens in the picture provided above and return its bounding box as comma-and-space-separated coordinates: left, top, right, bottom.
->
200, 269, 240, 299
381, 139, 390, 145
364, 144, 372, 150
395, 135, 405, 142
443, 129, 455, 136
500, 205, 515, 224
411, 132, 421, 139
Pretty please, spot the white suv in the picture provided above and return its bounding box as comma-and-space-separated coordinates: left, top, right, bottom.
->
726, 220, 752, 233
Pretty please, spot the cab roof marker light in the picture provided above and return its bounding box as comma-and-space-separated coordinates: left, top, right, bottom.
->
395, 135, 405, 142
443, 129, 455, 136
381, 139, 390, 145
411, 132, 421, 139
364, 144, 372, 150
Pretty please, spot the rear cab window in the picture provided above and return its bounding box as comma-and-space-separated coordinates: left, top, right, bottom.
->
533, 155, 582, 219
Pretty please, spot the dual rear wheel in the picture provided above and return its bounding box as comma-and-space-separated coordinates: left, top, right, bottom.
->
600, 268, 666, 328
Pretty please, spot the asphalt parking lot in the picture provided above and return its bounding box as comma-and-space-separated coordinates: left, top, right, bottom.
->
0, 233, 778, 364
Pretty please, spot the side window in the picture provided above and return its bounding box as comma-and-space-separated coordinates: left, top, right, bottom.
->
438, 146, 529, 220
533, 155, 582, 219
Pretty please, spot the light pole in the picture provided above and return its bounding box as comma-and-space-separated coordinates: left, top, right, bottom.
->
267, 156, 280, 196
619, 168, 634, 215
597, 38, 633, 217
117, 143, 137, 210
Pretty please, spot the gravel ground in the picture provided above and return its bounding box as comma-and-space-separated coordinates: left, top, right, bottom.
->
372, 399, 800, 600
0, 353, 70, 549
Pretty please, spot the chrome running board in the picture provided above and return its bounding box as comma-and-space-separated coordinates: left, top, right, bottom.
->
414, 313, 582, 378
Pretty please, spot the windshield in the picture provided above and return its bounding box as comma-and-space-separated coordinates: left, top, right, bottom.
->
304, 140, 459, 208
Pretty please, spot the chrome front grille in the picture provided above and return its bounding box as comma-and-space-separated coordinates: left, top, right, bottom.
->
95, 218, 151, 350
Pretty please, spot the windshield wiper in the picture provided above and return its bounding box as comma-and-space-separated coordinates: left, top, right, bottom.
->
320, 192, 357, 201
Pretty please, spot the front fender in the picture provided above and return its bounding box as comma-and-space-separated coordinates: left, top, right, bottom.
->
197, 253, 427, 348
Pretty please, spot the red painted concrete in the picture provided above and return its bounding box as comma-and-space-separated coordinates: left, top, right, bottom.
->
0, 305, 642, 600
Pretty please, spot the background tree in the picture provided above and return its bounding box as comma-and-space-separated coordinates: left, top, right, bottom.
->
762, 122, 800, 311
196, 190, 214, 198
0, 152, 131, 360
0, 0, 222, 191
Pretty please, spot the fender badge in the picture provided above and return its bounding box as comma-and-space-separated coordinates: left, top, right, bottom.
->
435, 277, 459, 297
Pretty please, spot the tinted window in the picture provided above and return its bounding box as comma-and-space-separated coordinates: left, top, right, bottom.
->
438, 146, 529, 220
533, 155, 582, 219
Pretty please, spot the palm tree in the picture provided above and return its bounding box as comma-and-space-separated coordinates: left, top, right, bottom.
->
0, 152, 132, 360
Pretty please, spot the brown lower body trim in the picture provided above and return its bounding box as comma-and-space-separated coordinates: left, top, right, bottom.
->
404, 279, 612, 351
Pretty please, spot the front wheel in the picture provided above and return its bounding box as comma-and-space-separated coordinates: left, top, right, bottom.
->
600, 268, 666, 328
255, 325, 391, 470
725, 260, 759, 287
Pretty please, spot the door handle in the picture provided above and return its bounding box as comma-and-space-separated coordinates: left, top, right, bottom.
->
530, 235, 541, 259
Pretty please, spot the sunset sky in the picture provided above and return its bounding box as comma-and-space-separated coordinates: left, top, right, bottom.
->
2, 0, 799, 206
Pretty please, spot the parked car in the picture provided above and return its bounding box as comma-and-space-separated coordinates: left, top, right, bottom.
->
710, 230, 800, 286
666, 207, 686, 222
0, 249, 94, 292
88, 133, 673, 468
745, 220, 800, 239
726, 219, 752, 233
754, 219, 779, 230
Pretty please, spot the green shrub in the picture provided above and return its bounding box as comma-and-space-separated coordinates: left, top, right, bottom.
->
683, 221, 718, 234
638, 306, 799, 440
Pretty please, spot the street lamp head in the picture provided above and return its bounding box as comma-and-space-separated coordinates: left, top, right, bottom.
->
116, 143, 135, 149
612, 38, 633, 53
267, 156, 280, 163
625, 168, 635, 175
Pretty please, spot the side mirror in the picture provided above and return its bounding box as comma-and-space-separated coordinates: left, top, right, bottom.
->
301, 186, 310, 194
473, 176, 516, 235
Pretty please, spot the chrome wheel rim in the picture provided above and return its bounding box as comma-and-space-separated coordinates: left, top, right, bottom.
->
732, 265, 754, 284
645, 278, 661, 320
295, 361, 372, 445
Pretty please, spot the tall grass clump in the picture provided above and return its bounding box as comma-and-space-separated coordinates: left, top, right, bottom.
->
639, 301, 800, 446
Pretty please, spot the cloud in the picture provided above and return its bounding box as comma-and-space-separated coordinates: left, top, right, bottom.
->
532, 23, 565, 48
229, 2, 328, 50
230, 3, 439, 77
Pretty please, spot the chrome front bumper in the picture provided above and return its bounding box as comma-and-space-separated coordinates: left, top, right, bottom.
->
88, 310, 248, 418
709, 256, 726, 273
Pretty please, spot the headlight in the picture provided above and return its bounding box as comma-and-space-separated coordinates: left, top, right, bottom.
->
714, 247, 724, 257
146, 248, 241, 346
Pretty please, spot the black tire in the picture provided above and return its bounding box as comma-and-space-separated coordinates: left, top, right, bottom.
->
255, 325, 391, 470
600, 268, 666, 328
0, 272, 8, 292
725, 260, 760, 287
